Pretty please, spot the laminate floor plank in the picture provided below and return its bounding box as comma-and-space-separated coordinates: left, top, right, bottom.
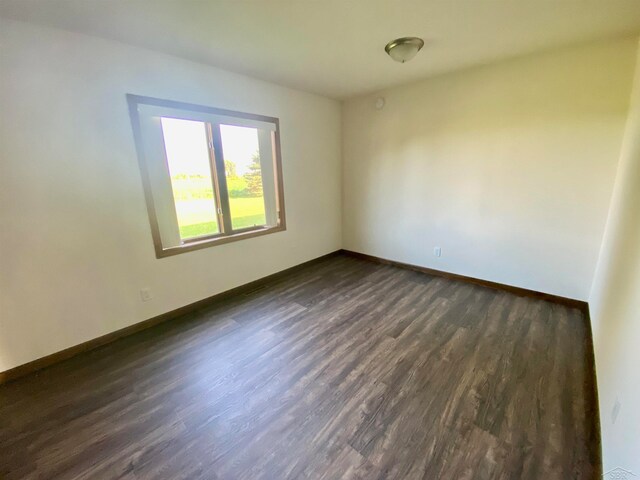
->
0, 254, 598, 479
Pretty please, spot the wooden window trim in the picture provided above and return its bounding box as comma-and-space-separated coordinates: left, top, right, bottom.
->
127, 94, 287, 258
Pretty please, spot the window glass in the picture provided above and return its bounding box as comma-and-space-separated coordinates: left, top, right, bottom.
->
160, 117, 219, 239
219, 124, 267, 230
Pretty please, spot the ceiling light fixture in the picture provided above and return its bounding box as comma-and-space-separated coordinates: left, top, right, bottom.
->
385, 37, 424, 63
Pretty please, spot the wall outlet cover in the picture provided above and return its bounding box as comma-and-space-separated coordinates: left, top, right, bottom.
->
140, 288, 153, 302
612, 397, 621, 424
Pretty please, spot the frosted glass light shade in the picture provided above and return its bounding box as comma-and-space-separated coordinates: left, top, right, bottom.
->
385, 37, 425, 63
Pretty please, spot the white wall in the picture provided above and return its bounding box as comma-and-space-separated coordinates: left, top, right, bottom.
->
0, 19, 342, 372
343, 37, 638, 300
589, 40, 640, 475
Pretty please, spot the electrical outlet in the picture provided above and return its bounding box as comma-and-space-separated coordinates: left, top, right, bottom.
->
434, 247, 442, 257
140, 287, 153, 302
612, 397, 621, 424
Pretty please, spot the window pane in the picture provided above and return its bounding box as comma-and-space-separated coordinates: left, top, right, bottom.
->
219, 124, 267, 230
160, 117, 219, 240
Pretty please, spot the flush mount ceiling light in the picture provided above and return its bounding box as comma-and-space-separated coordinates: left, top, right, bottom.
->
385, 37, 425, 63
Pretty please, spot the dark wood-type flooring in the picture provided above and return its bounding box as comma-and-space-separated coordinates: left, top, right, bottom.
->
0, 253, 599, 479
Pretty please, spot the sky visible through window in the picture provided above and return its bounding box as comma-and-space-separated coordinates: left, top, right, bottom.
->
159, 119, 260, 176
220, 124, 259, 175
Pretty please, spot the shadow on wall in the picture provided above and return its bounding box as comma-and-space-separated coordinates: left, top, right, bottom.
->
343, 37, 638, 300
589, 40, 640, 475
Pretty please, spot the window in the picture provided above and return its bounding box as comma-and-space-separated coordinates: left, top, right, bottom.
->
127, 95, 286, 258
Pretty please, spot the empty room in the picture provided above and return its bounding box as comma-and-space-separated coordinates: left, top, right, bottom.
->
1, 1, 640, 479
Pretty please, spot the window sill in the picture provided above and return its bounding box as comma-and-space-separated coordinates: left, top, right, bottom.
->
154, 224, 286, 258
